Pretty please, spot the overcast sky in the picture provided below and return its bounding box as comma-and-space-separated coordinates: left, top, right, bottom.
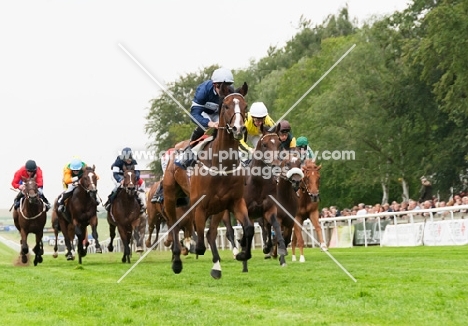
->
0, 0, 411, 208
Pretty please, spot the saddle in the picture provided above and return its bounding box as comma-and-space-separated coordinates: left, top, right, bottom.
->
191, 135, 213, 155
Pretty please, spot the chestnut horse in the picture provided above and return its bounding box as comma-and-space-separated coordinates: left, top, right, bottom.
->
107, 165, 145, 263
183, 84, 251, 279
291, 159, 326, 262
146, 179, 192, 254
12, 176, 47, 266
52, 166, 102, 264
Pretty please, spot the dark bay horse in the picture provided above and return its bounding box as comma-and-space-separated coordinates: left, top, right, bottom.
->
218, 131, 283, 271
146, 180, 192, 254
12, 176, 47, 265
52, 166, 102, 264
270, 152, 304, 259
291, 159, 325, 262
107, 165, 145, 263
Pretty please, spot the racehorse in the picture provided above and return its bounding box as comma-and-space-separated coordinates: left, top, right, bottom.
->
145, 180, 192, 254
12, 176, 47, 265
172, 83, 251, 279
269, 152, 304, 259
52, 166, 102, 264
222, 130, 283, 271
107, 165, 145, 263
291, 159, 326, 262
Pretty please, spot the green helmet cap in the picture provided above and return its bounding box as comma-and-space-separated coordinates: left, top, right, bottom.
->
296, 136, 309, 147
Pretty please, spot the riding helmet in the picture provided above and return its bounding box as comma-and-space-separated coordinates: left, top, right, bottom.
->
211, 67, 234, 83
249, 102, 268, 118
25, 160, 37, 171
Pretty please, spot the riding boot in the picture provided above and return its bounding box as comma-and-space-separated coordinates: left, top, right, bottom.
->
40, 194, 51, 212
105, 187, 119, 211
151, 183, 164, 203
14, 192, 24, 210
57, 191, 73, 213
175, 127, 204, 170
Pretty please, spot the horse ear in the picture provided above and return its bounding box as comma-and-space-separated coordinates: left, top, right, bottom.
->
123, 165, 127, 171
317, 164, 322, 170
235, 82, 248, 96
92, 164, 95, 171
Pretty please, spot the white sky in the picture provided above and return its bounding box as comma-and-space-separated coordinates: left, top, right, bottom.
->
0, 0, 411, 208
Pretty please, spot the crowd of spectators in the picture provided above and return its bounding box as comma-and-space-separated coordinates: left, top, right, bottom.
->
320, 194, 468, 221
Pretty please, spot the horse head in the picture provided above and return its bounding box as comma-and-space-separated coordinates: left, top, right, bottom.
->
79, 165, 98, 201
301, 159, 321, 202
122, 165, 137, 196
279, 152, 304, 192
21, 176, 39, 204
218, 82, 248, 141
253, 130, 281, 167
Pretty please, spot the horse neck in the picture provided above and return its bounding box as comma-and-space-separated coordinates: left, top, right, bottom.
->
118, 189, 137, 205
210, 129, 239, 167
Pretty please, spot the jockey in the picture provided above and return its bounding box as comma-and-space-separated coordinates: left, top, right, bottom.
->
277, 120, 296, 152
296, 136, 315, 161
175, 67, 234, 170
151, 147, 175, 203
239, 102, 275, 164
56, 157, 99, 212
11, 159, 50, 211
104, 147, 146, 213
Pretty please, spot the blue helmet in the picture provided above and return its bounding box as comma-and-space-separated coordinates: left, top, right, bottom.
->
70, 158, 83, 170
120, 147, 133, 160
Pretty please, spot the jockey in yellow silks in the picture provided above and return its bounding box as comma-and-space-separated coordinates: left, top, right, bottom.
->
239, 102, 275, 164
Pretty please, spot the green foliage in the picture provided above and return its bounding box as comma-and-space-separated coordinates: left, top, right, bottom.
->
143, 4, 468, 208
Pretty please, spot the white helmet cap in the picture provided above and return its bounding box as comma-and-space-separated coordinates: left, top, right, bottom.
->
250, 102, 268, 118
211, 67, 234, 83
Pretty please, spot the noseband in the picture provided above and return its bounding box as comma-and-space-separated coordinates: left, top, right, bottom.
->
218, 93, 245, 134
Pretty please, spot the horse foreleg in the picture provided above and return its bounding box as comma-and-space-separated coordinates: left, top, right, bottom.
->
218, 210, 238, 258
171, 227, 183, 274
233, 201, 253, 264
108, 222, 116, 252
90, 216, 102, 254
206, 221, 222, 279
291, 227, 298, 262
20, 230, 29, 264
310, 210, 328, 252
32, 233, 44, 266
268, 211, 287, 267
294, 218, 306, 262
194, 207, 207, 256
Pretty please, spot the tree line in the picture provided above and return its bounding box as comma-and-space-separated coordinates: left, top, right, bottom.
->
145, 0, 468, 209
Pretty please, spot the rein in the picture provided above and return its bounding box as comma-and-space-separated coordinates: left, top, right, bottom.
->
218, 93, 245, 134
300, 168, 320, 200
19, 197, 45, 220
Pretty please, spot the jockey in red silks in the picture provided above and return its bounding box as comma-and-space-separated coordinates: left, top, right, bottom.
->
11, 159, 51, 211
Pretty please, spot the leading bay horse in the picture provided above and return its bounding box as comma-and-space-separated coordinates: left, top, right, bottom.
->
52, 166, 102, 264
12, 176, 47, 265
107, 165, 145, 263
291, 159, 326, 262
172, 83, 251, 279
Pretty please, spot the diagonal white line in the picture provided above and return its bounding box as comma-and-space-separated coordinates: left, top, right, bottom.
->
117, 194, 206, 283
276, 44, 356, 124
269, 195, 357, 282
118, 43, 206, 131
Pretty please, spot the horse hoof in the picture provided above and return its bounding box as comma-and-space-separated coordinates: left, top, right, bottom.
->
320, 244, 328, 252
66, 255, 74, 261
279, 256, 286, 266
264, 254, 271, 259
136, 246, 143, 253
172, 261, 183, 274
108, 245, 114, 252
21, 255, 28, 264
210, 269, 222, 279
53, 252, 58, 259
262, 247, 270, 254
37, 256, 43, 263
95, 247, 102, 254
292, 255, 297, 262
299, 255, 305, 263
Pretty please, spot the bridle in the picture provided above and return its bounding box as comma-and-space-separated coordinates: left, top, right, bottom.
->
217, 93, 246, 134
122, 170, 137, 196
300, 166, 320, 202
20, 180, 45, 219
